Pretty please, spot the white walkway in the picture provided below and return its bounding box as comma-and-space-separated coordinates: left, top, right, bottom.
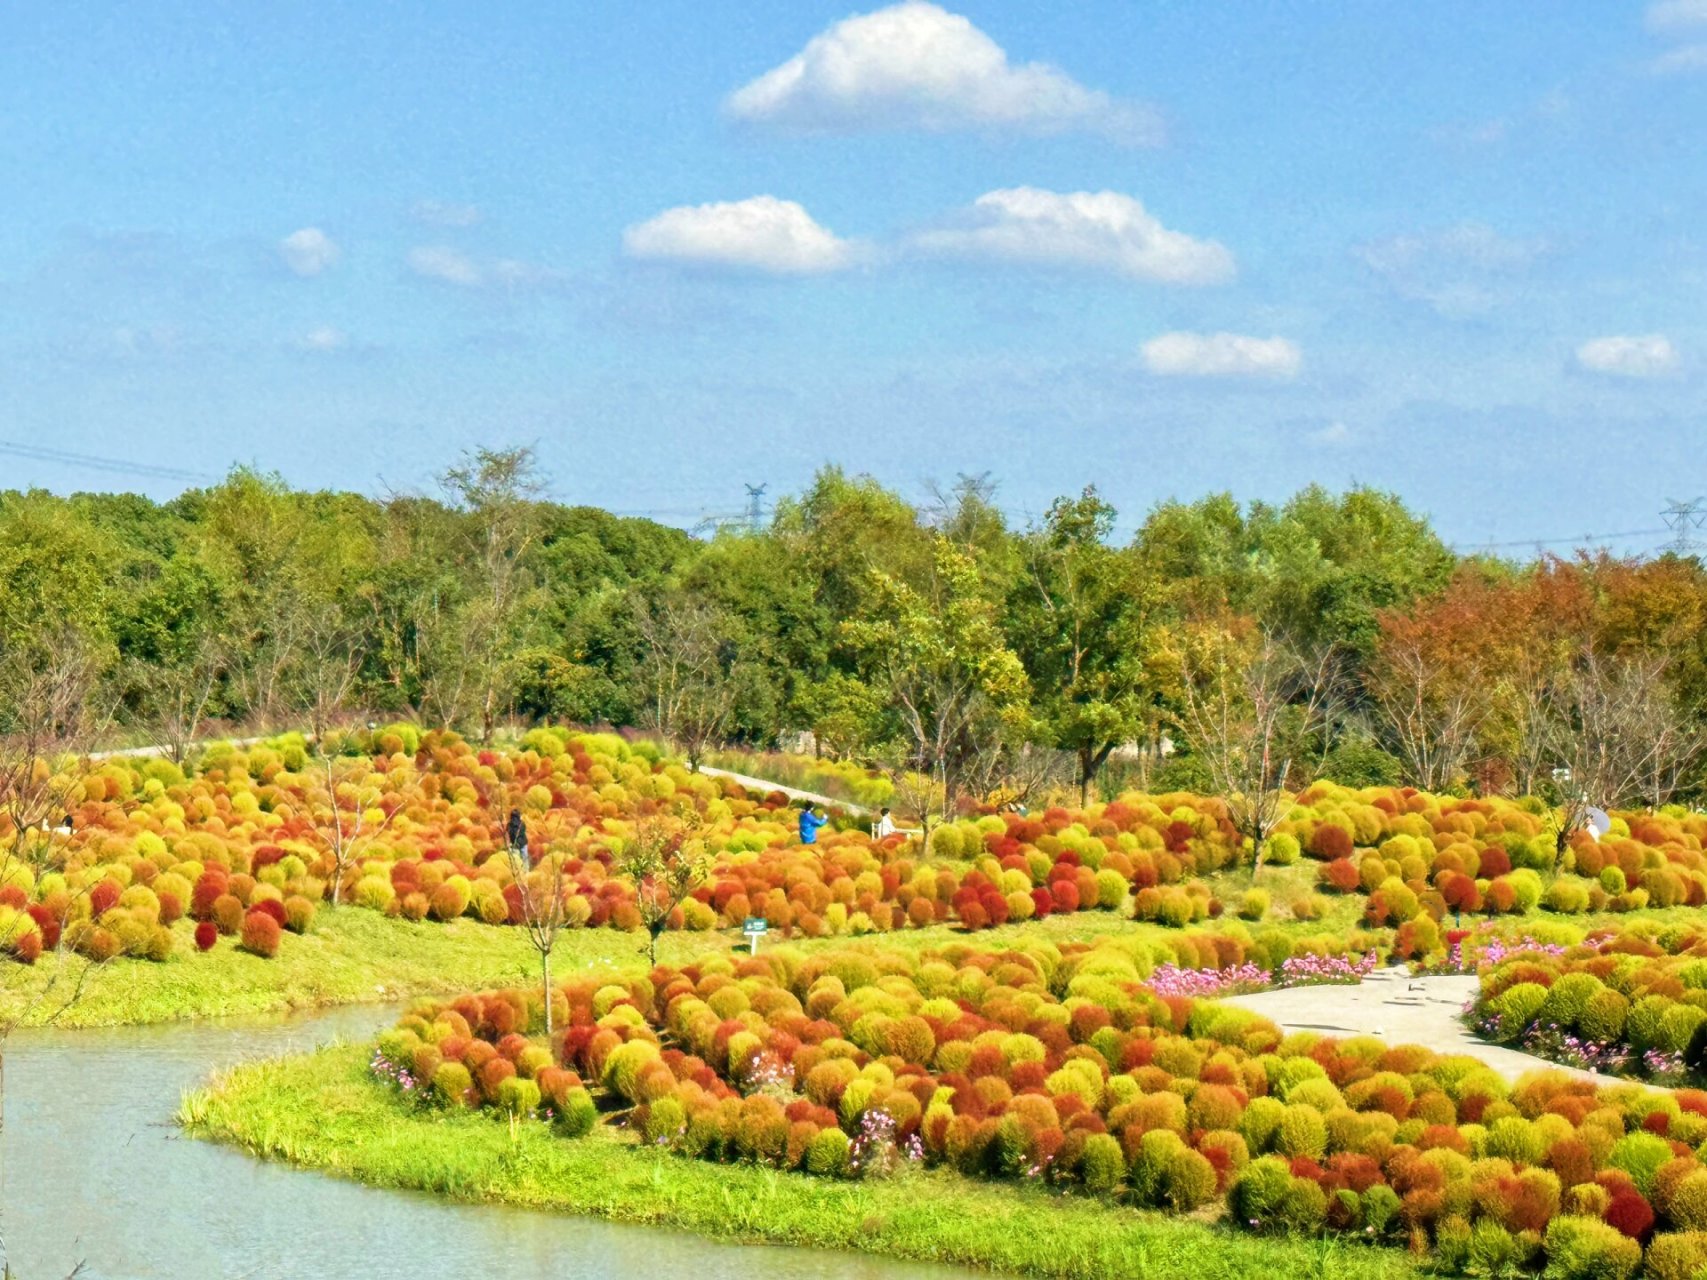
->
1220, 968, 1610, 1085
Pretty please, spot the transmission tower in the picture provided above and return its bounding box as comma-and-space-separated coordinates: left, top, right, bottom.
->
1662, 497, 1707, 555
745, 482, 768, 532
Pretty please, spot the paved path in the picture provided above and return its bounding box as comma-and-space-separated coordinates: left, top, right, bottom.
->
1221, 968, 1611, 1085
695, 765, 871, 817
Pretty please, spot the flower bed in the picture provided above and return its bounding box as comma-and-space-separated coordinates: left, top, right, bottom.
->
370, 936, 1707, 1279
1468, 925, 1707, 1088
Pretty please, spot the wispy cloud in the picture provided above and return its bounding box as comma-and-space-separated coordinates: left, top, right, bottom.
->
1140, 331, 1301, 379
1355, 222, 1549, 317
280, 227, 338, 277
411, 200, 483, 228
910, 188, 1233, 285
1575, 333, 1679, 377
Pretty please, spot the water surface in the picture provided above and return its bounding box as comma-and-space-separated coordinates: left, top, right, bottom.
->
1, 1004, 976, 1280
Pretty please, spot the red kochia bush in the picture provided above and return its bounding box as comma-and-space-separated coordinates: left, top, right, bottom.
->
194, 921, 219, 951
1321, 859, 1361, 894
1310, 825, 1354, 861
88, 879, 121, 917
250, 898, 288, 927
26, 904, 61, 951
239, 909, 282, 958
1603, 1190, 1655, 1242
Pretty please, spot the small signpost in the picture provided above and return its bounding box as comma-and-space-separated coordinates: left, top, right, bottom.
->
742, 916, 768, 955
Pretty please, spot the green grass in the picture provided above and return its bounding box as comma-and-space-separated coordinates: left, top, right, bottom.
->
180, 1043, 1425, 1280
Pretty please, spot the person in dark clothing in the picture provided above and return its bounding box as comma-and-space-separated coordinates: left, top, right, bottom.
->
506, 807, 527, 853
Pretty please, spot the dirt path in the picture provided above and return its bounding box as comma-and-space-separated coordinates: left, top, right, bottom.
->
1220, 968, 1612, 1086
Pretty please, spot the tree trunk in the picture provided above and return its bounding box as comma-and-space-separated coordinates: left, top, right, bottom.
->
541, 948, 553, 1041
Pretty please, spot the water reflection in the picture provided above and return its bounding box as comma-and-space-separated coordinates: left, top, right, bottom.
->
1, 1005, 973, 1280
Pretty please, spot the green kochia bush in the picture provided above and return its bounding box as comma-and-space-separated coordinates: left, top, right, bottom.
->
1540, 1215, 1641, 1280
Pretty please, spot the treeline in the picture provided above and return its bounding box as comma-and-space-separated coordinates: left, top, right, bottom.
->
1, 447, 1704, 815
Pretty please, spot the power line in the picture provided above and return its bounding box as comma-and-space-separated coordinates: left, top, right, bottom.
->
1452, 527, 1671, 552
0, 438, 210, 484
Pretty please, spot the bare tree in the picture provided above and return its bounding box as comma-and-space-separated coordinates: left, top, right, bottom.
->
872, 746, 944, 849
292, 612, 365, 749
311, 754, 402, 906
1368, 635, 1486, 791
1174, 631, 1332, 869
127, 633, 225, 766
1505, 656, 1561, 800
634, 594, 739, 772
1552, 650, 1702, 847
615, 814, 708, 967
498, 813, 571, 1040
0, 631, 107, 865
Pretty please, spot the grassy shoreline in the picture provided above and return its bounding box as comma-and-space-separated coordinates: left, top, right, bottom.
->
178, 1042, 1423, 1280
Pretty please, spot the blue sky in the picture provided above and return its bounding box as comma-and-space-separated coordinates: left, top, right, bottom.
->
2, 2, 1704, 549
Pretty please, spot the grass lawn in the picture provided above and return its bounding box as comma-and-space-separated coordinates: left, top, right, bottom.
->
179, 1042, 1425, 1280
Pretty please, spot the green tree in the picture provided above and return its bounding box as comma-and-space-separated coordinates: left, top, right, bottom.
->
845, 537, 1031, 817
1011, 488, 1164, 804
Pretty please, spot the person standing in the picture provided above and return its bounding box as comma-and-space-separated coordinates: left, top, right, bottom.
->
873, 807, 896, 839
798, 805, 827, 846
506, 807, 527, 855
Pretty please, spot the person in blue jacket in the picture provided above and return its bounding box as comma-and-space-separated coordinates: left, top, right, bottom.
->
798, 805, 828, 845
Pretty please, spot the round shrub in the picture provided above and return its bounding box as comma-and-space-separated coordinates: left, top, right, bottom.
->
1080, 1132, 1125, 1195
1265, 832, 1301, 866
194, 920, 218, 952
557, 1087, 598, 1137
1540, 1215, 1640, 1280
282, 894, 316, 934
212, 893, 244, 936
1578, 990, 1630, 1044
1538, 973, 1604, 1031
239, 909, 282, 958
495, 1075, 542, 1117
432, 1060, 474, 1107
1645, 1232, 1707, 1280
804, 1127, 851, 1177
1272, 1106, 1328, 1161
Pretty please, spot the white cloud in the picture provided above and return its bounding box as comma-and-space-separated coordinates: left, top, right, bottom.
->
408, 245, 485, 287
1652, 42, 1707, 72
1574, 334, 1679, 378
1355, 222, 1549, 316
1141, 331, 1301, 379
726, 1, 1159, 143
411, 200, 483, 227
299, 326, 347, 352
1647, 0, 1707, 31
1308, 421, 1352, 445
622, 196, 856, 275
280, 227, 338, 277
909, 188, 1233, 284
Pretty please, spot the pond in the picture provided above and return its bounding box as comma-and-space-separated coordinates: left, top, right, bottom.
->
0, 1004, 976, 1280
